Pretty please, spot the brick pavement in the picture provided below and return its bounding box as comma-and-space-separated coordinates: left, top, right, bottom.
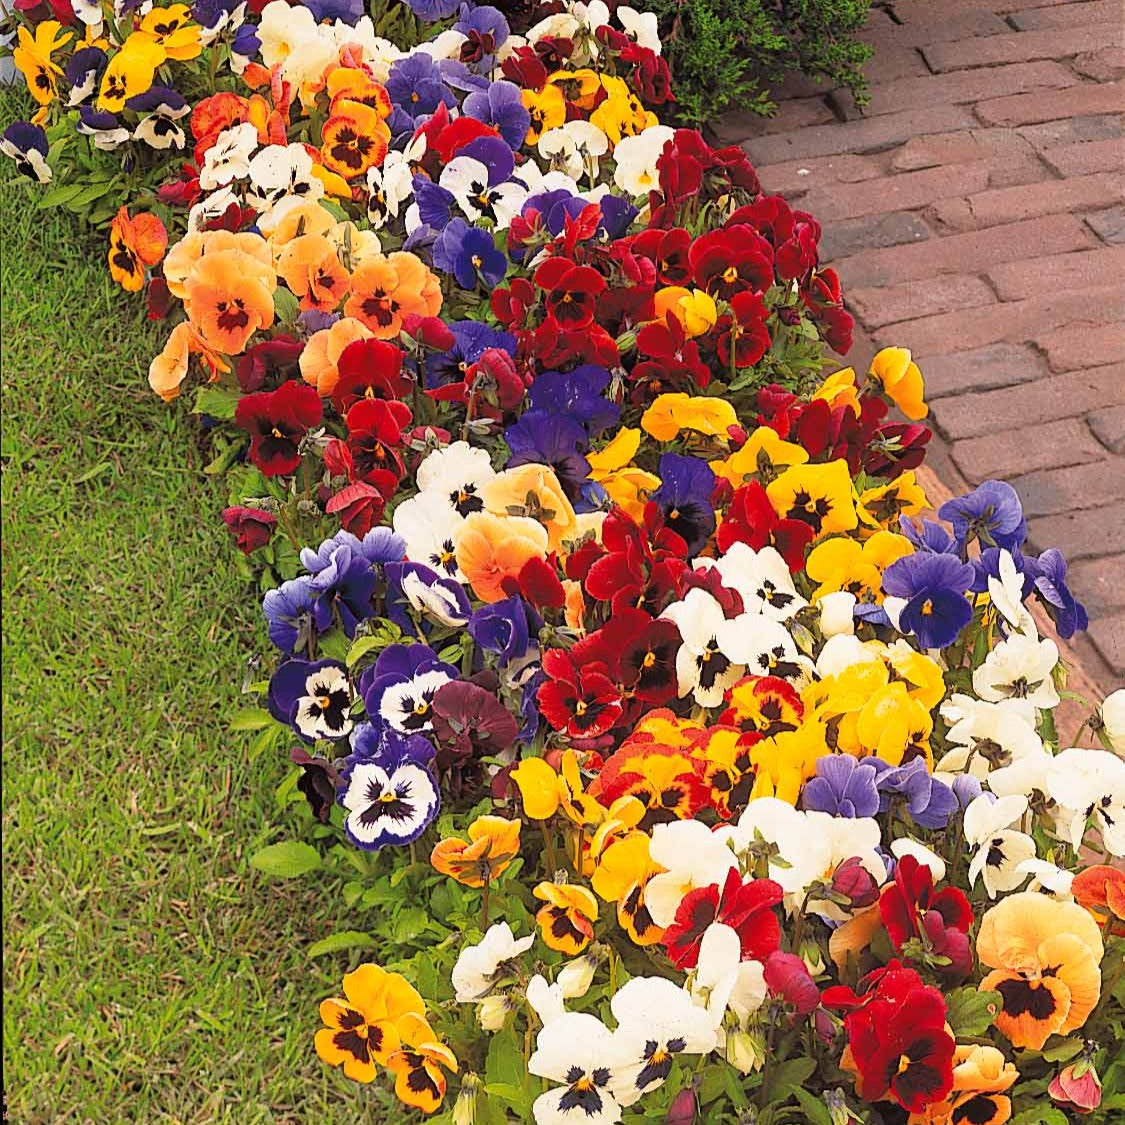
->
717, 0, 1125, 691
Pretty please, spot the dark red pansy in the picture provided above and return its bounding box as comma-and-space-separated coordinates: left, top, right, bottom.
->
879, 854, 973, 978
221, 506, 277, 554
533, 257, 607, 329
330, 338, 411, 415
234, 380, 323, 477
325, 481, 385, 536
236, 335, 304, 393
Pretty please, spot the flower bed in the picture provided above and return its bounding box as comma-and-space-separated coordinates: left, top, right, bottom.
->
4, 2, 1123, 1123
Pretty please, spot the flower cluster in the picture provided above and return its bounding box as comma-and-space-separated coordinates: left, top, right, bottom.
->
8, 1, 1121, 1121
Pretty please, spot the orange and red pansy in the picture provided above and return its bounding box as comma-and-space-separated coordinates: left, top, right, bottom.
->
107, 207, 168, 293
321, 102, 390, 180
183, 247, 275, 355
344, 251, 442, 338
276, 233, 351, 313
534, 881, 598, 955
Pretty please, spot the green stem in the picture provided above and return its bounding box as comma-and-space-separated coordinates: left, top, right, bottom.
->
539, 820, 558, 878
480, 876, 491, 930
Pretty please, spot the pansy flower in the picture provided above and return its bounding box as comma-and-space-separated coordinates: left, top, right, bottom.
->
722, 675, 803, 739
879, 854, 973, 978
528, 1012, 623, 1125
868, 346, 928, 420
360, 643, 458, 736
938, 479, 1027, 552
184, 246, 276, 355
385, 1012, 457, 1114
534, 881, 599, 955
128, 86, 191, 149
0, 121, 52, 183
344, 251, 442, 339
97, 32, 166, 113
300, 317, 374, 397
534, 257, 607, 329
234, 380, 322, 476
322, 101, 390, 180
718, 482, 815, 571
137, 5, 202, 61
107, 207, 168, 293
766, 461, 858, 539
661, 587, 744, 708
339, 732, 440, 850
431, 815, 521, 888
13, 19, 73, 111
455, 511, 549, 604
881, 553, 975, 651
268, 658, 354, 742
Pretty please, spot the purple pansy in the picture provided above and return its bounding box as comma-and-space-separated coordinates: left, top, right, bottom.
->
385, 561, 472, 632
898, 515, 960, 556
304, 0, 364, 22
300, 528, 406, 574
262, 576, 332, 653
402, 0, 461, 19
801, 756, 881, 818
462, 80, 531, 149
527, 365, 620, 437
468, 596, 541, 667
869, 758, 959, 829
0, 121, 52, 183
269, 658, 354, 742
882, 552, 976, 650
425, 321, 516, 389
306, 544, 379, 638
505, 411, 591, 503
938, 479, 1027, 552
63, 47, 107, 105
359, 643, 459, 736
650, 453, 717, 557
1029, 547, 1088, 639
386, 54, 456, 120
432, 217, 508, 289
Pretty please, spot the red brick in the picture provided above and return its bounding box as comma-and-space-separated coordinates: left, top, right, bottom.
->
755, 153, 883, 198
802, 163, 994, 223
1018, 114, 1122, 152
930, 174, 1123, 231
742, 105, 977, 165
930, 364, 1125, 440
820, 211, 932, 262
1087, 613, 1125, 676
864, 11, 1009, 48
873, 286, 1125, 357
848, 275, 995, 330
891, 128, 1036, 172
922, 25, 1118, 73
833, 213, 1094, 288
1072, 48, 1125, 82
987, 154, 1054, 189
710, 97, 835, 144
988, 246, 1125, 299
1011, 460, 1125, 517
1007, 0, 1120, 30
921, 343, 1049, 399
1089, 406, 1125, 453
952, 418, 1106, 480
976, 82, 1125, 128
861, 61, 1077, 117
1035, 324, 1125, 372
1067, 555, 1125, 613
1029, 505, 1125, 561
1042, 138, 1125, 177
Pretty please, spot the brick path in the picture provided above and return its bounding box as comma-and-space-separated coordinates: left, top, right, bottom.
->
716, 0, 1125, 692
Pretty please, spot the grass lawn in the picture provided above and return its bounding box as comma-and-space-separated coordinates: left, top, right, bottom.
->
0, 88, 390, 1123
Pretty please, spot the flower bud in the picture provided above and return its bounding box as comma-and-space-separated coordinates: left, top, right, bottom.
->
452, 1074, 480, 1125
831, 856, 879, 909
799, 937, 826, 976
818, 591, 857, 638
557, 950, 599, 998
1049, 1061, 1102, 1114
826, 1088, 861, 1125
725, 1028, 766, 1074
666, 1086, 696, 1124
476, 994, 512, 1032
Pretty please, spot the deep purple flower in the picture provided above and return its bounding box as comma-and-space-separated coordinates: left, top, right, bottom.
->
301, 529, 405, 574
347, 720, 435, 768
431, 679, 520, 797
504, 411, 591, 502
63, 47, 107, 104
304, 0, 364, 23
269, 658, 354, 742
969, 546, 1036, 596
76, 107, 128, 148
403, 0, 460, 18
938, 479, 1027, 552
454, 134, 517, 193
385, 561, 472, 632
306, 545, 379, 637
425, 320, 515, 389
899, 515, 959, 556
263, 576, 332, 653
882, 552, 975, 650
414, 174, 457, 231
453, 4, 509, 70
462, 79, 531, 149
432, 217, 508, 289
290, 746, 341, 823
527, 365, 619, 436
359, 643, 459, 736
650, 454, 717, 557
0, 122, 52, 183
231, 23, 260, 63
599, 194, 640, 239
386, 54, 455, 118
801, 756, 881, 818
1029, 547, 1088, 639
870, 758, 959, 829
126, 85, 188, 115
191, 0, 241, 29
468, 596, 541, 666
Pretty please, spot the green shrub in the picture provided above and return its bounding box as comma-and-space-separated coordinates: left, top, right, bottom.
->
647, 0, 874, 126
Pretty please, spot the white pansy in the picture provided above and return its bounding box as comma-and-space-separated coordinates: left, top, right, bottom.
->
661, 588, 746, 707
937, 693, 1045, 786
689, 922, 768, 1034
526, 974, 567, 1026
417, 441, 497, 512
890, 837, 946, 882
292, 663, 353, 742
256, 0, 320, 68
400, 567, 470, 627
246, 142, 323, 212
198, 121, 258, 190
987, 549, 1036, 636
719, 614, 814, 686
964, 794, 1036, 898
612, 125, 674, 196
815, 633, 883, 678
645, 820, 738, 928
538, 128, 585, 180
441, 156, 528, 229
617, 6, 661, 52
1045, 747, 1125, 856
1016, 858, 1074, 899
972, 632, 1060, 709
413, 28, 467, 61
701, 543, 807, 622
451, 922, 535, 1003
818, 591, 857, 637
609, 977, 717, 1106
395, 492, 466, 582
341, 759, 438, 847
366, 151, 416, 228
557, 954, 599, 999
477, 993, 513, 1031
378, 668, 454, 734
529, 1012, 625, 1125
187, 185, 240, 231
1100, 689, 1125, 752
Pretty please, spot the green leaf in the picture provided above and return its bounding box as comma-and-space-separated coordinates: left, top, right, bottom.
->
193, 384, 242, 422
273, 286, 300, 324
250, 841, 322, 878
307, 930, 377, 958
1012, 1108, 1067, 1125
229, 707, 275, 732
1042, 1037, 1085, 1063
392, 905, 428, 943
37, 183, 84, 209
485, 1028, 527, 1101
346, 634, 384, 669
791, 1087, 833, 1125
945, 988, 1001, 1037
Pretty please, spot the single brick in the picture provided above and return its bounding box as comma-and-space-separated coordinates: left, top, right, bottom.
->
1072, 47, 1125, 82
1010, 460, 1125, 518
818, 211, 932, 262
1030, 506, 1125, 561
832, 213, 1093, 287
1066, 555, 1125, 614
1089, 405, 1125, 453
873, 286, 1125, 357
976, 82, 1124, 129
930, 364, 1125, 440
860, 61, 1078, 118
848, 275, 995, 330
1019, 114, 1122, 151
891, 128, 1035, 172
1035, 324, 1125, 373
710, 97, 835, 145
742, 105, 977, 166
1086, 206, 1125, 244
988, 246, 1125, 299
920, 343, 1048, 400
930, 174, 1123, 232
1042, 137, 1125, 177
1087, 612, 1125, 676
864, 11, 1009, 47
952, 418, 1105, 480
987, 153, 1055, 189
922, 25, 1117, 73
1007, 0, 1121, 30
802, 163, 994, 222
755, 153, 883, 198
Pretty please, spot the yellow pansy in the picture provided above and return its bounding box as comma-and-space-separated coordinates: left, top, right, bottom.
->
13, 20, 73, 109
97, 34, 167, 113
641, 392, 738, 443
766, 461, 859, 538
854, 681, 933, 766
856, 470, 929, 530
710, 425, 809, 487
138, 6, 202, 61
806, 530, 914, 602
869, 347, 929, 420
812, 366, 860, 414
588, 428, 660, 521
534, 882, 598, 955
653, 286, 717, 337
522, 84, 566, 144
748, 720, 830, 805
547, 68, 603, 110
511, 756, 564, 821
885, 641, 945, 709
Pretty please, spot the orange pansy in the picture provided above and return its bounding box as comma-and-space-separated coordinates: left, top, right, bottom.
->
276, 233, 351, 313
321, 102, 390, 180
453, 512, 549, 604
299, 316, 374, 396
107, 207, 168, 292
430, 816, 522, 889
183, 248, 276, 355
148, 321, 230, 402
344, 252, 442, 339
